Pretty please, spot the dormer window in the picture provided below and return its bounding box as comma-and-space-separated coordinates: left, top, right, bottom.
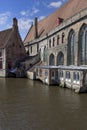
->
56, 17, 63, 26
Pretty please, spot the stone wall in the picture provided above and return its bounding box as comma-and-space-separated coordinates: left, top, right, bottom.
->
25, 8, 87, 66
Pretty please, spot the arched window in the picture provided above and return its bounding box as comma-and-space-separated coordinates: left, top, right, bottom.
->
62, 33, 65, 43
57, 35, 60, 45
57, 51, 64, 65
49, 39, 51, 48
43, 46, 47, 62
53, 37, 55, 47
59, 70, 63, 78
66, 71, 70, 79
68, 30, 75, 65
49, 54, 55, 65
80, 25, 87, 64
73, 72, 79, 81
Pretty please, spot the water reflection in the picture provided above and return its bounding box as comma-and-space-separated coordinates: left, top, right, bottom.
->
0, 78, 86, 130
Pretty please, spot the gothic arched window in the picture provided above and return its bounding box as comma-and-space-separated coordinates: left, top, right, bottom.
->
68, 30, 75, 65
57, 51, 64, 65
43, 46, 47, 62
81, 25, 87, 64
49, 54, 55, 65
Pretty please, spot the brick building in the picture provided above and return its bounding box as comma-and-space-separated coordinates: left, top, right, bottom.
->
24, 0, 87, 67
0, 18, 26, 77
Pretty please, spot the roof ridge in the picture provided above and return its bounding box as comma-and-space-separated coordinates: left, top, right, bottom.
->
0, 28, 12, 33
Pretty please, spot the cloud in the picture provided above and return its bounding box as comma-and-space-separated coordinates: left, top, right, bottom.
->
20, 8, 39, 17
29, 7, 39, 16
18, 18, 33, 31
18, 18, 34, 40
48, 1, 62, 8
0, 12, 11, 25
32, 7, 39, 14
62, 0, 68, 2
20, 10, 29, 16
39, 16, 45, 21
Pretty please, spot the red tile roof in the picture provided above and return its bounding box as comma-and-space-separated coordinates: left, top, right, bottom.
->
0, 28, 12, 48
24, 0, 87, 44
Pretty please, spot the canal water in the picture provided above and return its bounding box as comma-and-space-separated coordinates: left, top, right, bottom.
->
0, 78, 87, 130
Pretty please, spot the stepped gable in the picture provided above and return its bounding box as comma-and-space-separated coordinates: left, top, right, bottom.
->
0, 28, 12, 48
24, 0, 87, 44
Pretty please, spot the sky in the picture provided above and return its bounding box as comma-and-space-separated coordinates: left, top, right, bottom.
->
0, 0, 68, 40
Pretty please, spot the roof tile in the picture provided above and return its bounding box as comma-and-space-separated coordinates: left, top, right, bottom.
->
0, 28, 12, 48
24, 0, 87, 44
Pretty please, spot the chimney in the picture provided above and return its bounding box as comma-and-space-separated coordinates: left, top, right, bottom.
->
13, 17, 18, 31
34, 17, 38, 39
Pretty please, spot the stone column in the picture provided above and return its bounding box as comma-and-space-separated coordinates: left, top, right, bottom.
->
74, 31, 79, 66
64, 46, 67, 65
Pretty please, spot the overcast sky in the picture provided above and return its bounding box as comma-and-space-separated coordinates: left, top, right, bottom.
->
0, 0, 68, 40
